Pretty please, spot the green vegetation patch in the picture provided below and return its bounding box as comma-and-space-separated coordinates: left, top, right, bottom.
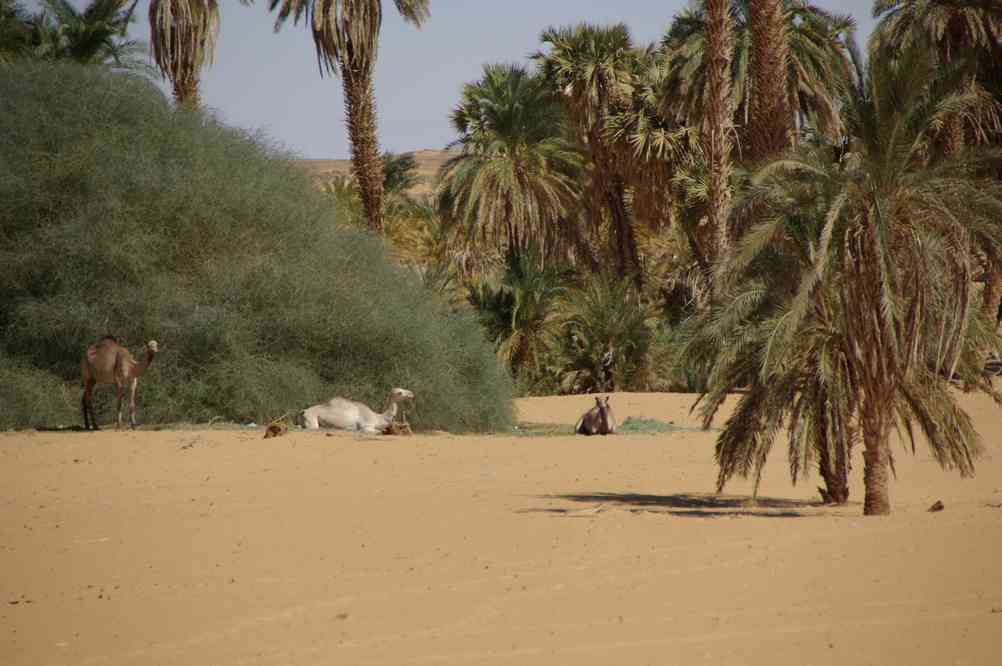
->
0, 63, 514, 432
617, 416, 685, 434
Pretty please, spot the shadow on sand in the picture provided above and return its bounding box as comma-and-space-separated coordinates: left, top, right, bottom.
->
522, 491, 825, 519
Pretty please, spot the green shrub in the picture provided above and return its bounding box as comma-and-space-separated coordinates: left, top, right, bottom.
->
0, 357, 79, 429
0, 63, 514, 431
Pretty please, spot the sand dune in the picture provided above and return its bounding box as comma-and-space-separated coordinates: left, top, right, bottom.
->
2, 392, 1000, 665
292, 149, 453, 199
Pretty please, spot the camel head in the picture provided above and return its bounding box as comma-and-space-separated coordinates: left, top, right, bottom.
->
390, 387, 414, 402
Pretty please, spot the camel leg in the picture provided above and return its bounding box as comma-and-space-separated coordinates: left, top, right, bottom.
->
81, 386, 91, 430
116, 383, 125, 430
82, 381, 98, 430
128, 378, 138, 429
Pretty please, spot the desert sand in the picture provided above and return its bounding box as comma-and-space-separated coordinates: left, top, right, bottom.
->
293, 149, 454, 199
2, 392, 1001, 666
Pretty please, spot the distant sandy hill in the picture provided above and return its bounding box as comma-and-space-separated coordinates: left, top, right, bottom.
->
292, 148, 455, 199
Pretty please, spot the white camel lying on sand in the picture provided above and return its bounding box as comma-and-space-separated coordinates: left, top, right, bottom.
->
299, 388, 414, 433
574, 396, 617, 436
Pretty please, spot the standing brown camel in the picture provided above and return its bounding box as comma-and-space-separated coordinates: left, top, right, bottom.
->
81, 336, 159, 430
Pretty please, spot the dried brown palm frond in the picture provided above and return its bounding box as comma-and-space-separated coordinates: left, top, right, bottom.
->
149, 1, 251, 108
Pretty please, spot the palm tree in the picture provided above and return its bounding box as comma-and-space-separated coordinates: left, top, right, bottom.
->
873, 0, 1002, 326
24, 0, 143, 68
536, 23, 643, 286
675, 138, 860, 503
603, 45, 699, 251
661, 1, 856, 147
437, 63, 582, 265
149, 1, 251, 109
703, 0, 735, 280
747, 0, 791, 160
689, 42, 1002, 515
269, 0, 430, 234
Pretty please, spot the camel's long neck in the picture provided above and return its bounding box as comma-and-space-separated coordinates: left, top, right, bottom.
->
382, 399, 399, 421
133, 348, 156, 378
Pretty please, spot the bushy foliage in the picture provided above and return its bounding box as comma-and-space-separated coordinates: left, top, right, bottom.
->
0, 63, 514, 431
467, 250, 568, 391
465, 260, 682, 395
550, 275, 659, 393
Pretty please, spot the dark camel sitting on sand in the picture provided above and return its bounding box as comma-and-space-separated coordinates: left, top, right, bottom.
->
81, 336, 158, 430
574, 396, 617, 436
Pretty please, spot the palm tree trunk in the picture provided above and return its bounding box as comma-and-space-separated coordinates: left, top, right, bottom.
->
983, 255, 1002, 333
818, 438, 850, 504
748, 0, 792, 162
172, 77, 200, 109
341, 63, 385, 234
704, 0, 734, 281
607, 182, 642, 290
816, 405, 850, 505
861, 403, 891, 515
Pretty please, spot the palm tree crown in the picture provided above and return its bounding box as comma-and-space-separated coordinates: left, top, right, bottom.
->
149, 0, 251, 108
662, 1, 856, 144
24, 0, 142, 68
437, 63, 581, 263
269, 0, 431, 234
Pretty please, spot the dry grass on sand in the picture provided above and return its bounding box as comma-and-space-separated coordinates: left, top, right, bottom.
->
2, 392, 1001, 665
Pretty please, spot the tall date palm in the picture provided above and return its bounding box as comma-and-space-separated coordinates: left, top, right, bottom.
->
269, 0, 430, 234
874, 0, 1002, 325
703, 0, 735, 279
692, 43, 1002, 515
747, 0, 792, 160
536, 23, 643, 286
662, 1, 856, 145
149, 1, 252, 109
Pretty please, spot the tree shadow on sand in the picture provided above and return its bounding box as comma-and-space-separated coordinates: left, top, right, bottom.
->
521, 492, 827, 519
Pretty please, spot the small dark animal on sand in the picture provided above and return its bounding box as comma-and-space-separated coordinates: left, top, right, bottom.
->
574, 396, 617, 436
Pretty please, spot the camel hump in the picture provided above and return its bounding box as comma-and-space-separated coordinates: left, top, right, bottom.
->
86, 336, 120, 359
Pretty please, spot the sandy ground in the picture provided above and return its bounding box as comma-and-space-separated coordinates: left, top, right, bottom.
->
2, 392, 1001, 666
293, 149, 453, 199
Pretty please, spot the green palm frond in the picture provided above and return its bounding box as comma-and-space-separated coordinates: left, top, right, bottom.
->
660, 1, 856, 140
24, 0, 145, 69
437, 63, 583, 264
694, 39, 1002, 509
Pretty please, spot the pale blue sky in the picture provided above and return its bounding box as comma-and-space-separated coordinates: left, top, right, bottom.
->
36, 1, 879, 158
